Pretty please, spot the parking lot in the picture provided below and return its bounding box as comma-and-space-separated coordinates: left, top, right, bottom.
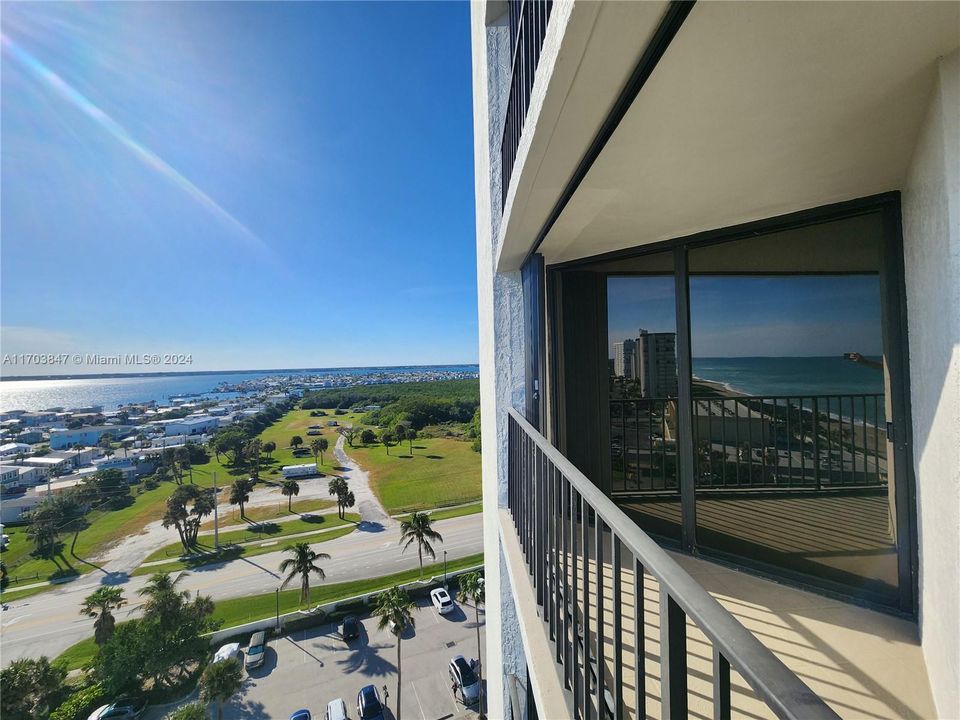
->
209, 596, 485, 720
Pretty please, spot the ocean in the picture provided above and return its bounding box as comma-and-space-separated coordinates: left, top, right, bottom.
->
692, 356, 884, 397
0, 365, 479, 412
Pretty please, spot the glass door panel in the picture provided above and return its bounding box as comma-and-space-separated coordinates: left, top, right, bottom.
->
688, 213, 900, 606
606, 252, 682, 542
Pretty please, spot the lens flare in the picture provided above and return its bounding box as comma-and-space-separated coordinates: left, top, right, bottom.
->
1, 32, 266, 254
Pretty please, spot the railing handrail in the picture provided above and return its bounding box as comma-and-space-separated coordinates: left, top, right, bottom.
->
507, 407, 840, 719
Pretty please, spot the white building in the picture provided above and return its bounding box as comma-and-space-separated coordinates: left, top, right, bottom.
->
472, 3, 958, 718
0, 442, 32, 459
281, 464, 319, 479
161, 416, 219, 437
0, 489, 43, 523
0, 464, 48, 488
49, 425, 132, 449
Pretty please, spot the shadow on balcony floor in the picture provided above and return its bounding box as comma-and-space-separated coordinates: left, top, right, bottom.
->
573, 548, 934, 719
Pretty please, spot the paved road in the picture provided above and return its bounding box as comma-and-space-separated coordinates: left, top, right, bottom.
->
148, 597, 485, 720
0, 514, 482, 664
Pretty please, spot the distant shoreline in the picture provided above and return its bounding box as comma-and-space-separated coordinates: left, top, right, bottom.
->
0, 363, 479, 383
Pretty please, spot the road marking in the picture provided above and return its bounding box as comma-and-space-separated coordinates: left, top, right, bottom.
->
411, 679, 427, 719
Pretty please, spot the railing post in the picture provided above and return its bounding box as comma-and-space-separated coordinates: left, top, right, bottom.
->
582, 496, 591, 720
660, 589, 687, 718
713, 647, 731, 720
612, 536, 623, 720
812, 397, 821, 491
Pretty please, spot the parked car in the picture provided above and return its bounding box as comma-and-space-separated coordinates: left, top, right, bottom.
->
357, 685, 384, 720
448, 655, 481, 706
325, 698, 348, 720
213, 643, 241, 664
245, 630, 267, 670
87, 698, 146, 720
431, 587, 455, 615
289, 710, 311, 720
340, 615, 360, 641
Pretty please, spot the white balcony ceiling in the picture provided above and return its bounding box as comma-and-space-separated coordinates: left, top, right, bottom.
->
526, 1, 959, 265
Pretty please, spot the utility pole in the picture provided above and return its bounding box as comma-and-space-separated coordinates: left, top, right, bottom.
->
443, 550, 448, 587
213, 472, 220, 550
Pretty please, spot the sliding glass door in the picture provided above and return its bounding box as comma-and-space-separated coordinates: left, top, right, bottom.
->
546, 196, 915, 613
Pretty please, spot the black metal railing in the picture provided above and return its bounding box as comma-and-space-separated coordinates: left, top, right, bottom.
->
500, 0, 553, 209
611, 394, 886, 494
508, 407, 840, 720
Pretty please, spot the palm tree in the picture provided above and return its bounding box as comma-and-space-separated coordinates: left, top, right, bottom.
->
381, 430, 394, 455
81, 586, 125, 645
318, 437, 328, 465
399, 512, 443, 579
457, 571, 486, 716
263, 440, 276, 459
138, 571, 190, 624
310, 438, 323, 469
373, 586, 417, 720
200, 656, 243, 720
328, 476, 349, 519
229, 479, 251, 518
281, 479, 300, 511
279, 542, 330, 607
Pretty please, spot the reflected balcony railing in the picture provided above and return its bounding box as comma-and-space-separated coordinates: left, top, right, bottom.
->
610, 394, 886, 495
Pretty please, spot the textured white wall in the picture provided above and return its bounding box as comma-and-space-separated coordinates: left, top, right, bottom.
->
902, 49, 960, 720
472, 4, 530, 717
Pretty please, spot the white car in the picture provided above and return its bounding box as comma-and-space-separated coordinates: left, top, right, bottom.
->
431, 587, 455, 615
325, 698, 348, 720
213, 642, 241, 664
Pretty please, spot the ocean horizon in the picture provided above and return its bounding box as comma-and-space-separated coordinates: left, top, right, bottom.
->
0, 364, 480, 412
692, 356, 884, 397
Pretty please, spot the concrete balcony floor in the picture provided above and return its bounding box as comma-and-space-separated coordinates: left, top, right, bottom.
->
540, 543, 936, 719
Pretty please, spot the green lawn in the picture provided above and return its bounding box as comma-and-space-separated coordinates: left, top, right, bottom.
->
201, 498, 335, 529
213, 552, 484, 626
348, 435, 482, 514
54, 552, 484, 672
144, 512, 360, 563
133, 525, 356, 576
394, 502, 483, 522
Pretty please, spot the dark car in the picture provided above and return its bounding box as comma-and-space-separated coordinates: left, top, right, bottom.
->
289, 710, 311, 720
340, 615, 360, 641
357, 685, 384, 720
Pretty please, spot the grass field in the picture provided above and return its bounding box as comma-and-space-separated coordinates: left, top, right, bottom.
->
394, 501, 482, 522
348, 435, 482, 514
54, 551, 484, 672
200, 498, 335, 529
133, 524, 357, 576
144, 512, 360, 563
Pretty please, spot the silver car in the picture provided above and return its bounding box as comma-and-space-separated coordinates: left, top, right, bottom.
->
448, 655, 480, 705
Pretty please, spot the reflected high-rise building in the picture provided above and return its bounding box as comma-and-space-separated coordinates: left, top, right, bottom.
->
615, 329, 677, 398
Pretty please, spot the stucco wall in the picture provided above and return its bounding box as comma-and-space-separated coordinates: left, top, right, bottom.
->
902, 49, 960, 720
472, 4, 529, 717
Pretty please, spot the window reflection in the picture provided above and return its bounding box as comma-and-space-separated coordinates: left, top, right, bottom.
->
607, 270, 682, 542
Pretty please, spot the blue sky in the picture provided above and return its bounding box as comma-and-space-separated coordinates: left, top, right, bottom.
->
608, 274, 883, 358
1, 2, 477, 375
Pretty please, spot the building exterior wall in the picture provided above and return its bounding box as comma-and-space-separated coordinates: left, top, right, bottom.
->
902, 49, 960, 720
472, 3, 531, 716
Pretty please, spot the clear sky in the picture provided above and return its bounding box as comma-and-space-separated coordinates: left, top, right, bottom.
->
608, 274, 883, 358
1, 1, 477, 375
